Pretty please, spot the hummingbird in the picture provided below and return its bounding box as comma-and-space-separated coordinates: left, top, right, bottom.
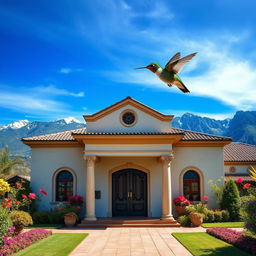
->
135, 52, 197, 93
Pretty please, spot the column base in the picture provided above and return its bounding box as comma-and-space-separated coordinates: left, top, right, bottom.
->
161, 215, 175, 221
84, 216, 97, 221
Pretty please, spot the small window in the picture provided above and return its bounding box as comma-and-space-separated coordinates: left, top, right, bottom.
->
183, 170, 200, 201
120, 110, 137, 127
56, 170, 73, 201
229, 166, 236, 173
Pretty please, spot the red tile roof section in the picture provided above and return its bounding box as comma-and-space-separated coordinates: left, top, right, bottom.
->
224, 142, 256, 162
22, 127, 232, 142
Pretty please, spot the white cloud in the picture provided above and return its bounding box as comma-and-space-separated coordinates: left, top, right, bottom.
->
33, 85, 84, 97
59, 68, 83, 74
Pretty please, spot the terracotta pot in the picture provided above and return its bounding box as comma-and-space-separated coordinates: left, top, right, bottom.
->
64, 214, 77, 227
14, 226, 23, 234
175, 206, 186, 216
190, 214, 203, 227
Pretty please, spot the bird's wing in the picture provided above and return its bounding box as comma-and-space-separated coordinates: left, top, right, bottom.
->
165, 52, 181, 71
172, 80, 190, 93
169, 52, 197, 74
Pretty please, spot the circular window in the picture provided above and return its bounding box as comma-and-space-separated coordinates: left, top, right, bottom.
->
229, 166, 236, 173
120, 110, 137, 127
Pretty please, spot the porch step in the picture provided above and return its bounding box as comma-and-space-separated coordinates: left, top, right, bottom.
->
78, 218, 180, 228
78, 223, 180, 228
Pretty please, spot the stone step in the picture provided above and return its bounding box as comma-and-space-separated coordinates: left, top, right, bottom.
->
77, 223, 181, 228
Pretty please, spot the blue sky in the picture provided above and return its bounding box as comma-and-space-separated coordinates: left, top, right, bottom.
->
0, 0, 256, 125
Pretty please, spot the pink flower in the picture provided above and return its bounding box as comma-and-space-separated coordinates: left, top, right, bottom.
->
203, 196, 209, 201
243, 183, 251, 189
235, 177, 244, 183
39, 189, 48, 196
22, 194, 27, 198
28, 193, 36, 199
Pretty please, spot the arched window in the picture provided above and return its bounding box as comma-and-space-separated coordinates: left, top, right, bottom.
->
183, 170, 200, 201
56, 170, 73, 201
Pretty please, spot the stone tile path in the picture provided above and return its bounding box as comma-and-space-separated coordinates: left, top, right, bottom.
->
52, 227, 206, 256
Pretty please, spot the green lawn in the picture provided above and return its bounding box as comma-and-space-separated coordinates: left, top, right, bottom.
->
202, 222, 244, 228
172, 232, 250, 256
14, 233, 88, 256
25, 224, 64, 229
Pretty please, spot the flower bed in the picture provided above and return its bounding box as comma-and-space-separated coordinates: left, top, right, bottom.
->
0, 228, 52, 256
207, 227, 256, 255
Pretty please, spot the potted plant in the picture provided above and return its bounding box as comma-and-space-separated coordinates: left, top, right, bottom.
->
64, 212, 78, 226
10, 210, 33, 233
173, 195, 190, 216
189, 212, 204, 227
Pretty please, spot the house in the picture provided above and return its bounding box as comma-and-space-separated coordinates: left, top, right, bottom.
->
22, 97, 236, 220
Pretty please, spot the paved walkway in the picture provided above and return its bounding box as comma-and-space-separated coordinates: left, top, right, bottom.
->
52, 227, 206, 256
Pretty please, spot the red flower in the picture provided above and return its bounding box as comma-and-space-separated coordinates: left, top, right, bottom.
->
173, 195, 190, 206
243, 183, 251, 189
28, 193, 36, 199
16, 201, 21, 205
77, 206, 81, 210
7, 203, 12, 208
57, 207, 62, 211
16, 183, 22, 189
235, 177, 244, 183
203, 196, 209, 201
39, 189, 48, 196
22, 194, 27, 199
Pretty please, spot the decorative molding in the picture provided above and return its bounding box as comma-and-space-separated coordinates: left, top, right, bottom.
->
119, 109, 138, 127
84, 155, 97, 167
159, 152, 174, 164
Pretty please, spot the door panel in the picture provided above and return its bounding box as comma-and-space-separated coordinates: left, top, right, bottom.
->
112, 169, 147, 217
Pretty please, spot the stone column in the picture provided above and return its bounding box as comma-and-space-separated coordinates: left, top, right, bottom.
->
84, 155, 97, 220
160, 154, 174, 220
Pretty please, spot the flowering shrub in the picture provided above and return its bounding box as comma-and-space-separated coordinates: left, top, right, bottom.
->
0, 179, 10, 196
68, 195, 83, 207
0, 207, 12, 246
10, 210, 33, 228
207, 227, 256, 255
173, 195, 190, 206
0, 229, 52, 255
235, 177, 244, 183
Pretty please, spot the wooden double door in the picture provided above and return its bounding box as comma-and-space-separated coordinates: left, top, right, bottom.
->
112, 169, 147, 217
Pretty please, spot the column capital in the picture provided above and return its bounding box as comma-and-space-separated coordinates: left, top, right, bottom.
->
84, 155, 97, 167
159, 152, 174, 164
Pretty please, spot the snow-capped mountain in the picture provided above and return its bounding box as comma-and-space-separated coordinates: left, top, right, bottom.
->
0, 120, 30, 130
0, 117, 86, 156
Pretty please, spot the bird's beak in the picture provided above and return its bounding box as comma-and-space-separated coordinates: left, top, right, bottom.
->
134, 66, 147, 69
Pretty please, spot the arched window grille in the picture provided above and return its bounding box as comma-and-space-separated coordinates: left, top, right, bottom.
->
56, 170, 73, 201
183, 170, 200, 201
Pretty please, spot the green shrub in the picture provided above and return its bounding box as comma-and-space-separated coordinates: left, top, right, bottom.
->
178, 215, 191, 227
32, 211, 51, 224
0, 206, 12, 245
213, 211, 222, 222
241, 195, 256, 235
220, 179, 241, 221
203, 209, 215, 223
221, 210, 230, 222
10, 210, 33, 228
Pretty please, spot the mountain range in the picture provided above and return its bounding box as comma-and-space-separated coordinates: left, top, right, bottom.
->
0, 111, 256, 157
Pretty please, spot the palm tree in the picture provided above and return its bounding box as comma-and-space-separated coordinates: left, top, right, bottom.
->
0, 148, 29, 179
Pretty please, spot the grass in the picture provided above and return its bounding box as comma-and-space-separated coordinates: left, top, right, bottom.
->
14, 233, 88, 256
202, 222, 244, 228
25, 224, 64, 229
172, 232, 250, 256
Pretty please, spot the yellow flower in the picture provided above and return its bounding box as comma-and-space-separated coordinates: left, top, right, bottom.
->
249, 166, 256, 181
0, 179, 10, 195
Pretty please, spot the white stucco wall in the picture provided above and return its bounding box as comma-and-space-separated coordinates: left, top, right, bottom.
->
30, 147, 85, 211
86, 104, 171, 132
172, 146, 225, 210
224, 164, 256, 174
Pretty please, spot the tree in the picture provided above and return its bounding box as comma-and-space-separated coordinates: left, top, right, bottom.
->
0, 148, 29, 179
220, 179, 241, 221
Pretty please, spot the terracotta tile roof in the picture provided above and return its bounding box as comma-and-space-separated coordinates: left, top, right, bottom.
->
22, 128, 86, 141
224, 142, 256, 162
169, 128, 232, 141
22, 127, 232, 142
